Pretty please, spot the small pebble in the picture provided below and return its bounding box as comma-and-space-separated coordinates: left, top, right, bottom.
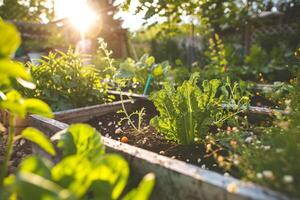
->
159, 151, 165, 155
16, 152, 22, 157
20, 139, 25, 146
115, 128, 122, 134
197, 158, 201, 163
227, 183, 238, 193
171, 156, 176, 159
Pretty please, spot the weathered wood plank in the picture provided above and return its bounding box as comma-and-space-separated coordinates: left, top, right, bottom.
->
54, 100, 136, 124
108, 90, 148, 100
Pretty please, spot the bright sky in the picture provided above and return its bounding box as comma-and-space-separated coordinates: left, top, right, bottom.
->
54, 0, 147, 31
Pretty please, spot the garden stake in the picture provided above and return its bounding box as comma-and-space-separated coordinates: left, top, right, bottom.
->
143, 74, 153, 95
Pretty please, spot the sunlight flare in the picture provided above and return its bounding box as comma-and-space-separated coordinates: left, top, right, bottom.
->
55, 0, 98, 33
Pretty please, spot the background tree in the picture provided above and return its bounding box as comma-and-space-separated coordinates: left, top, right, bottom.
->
0, 0, 54, 23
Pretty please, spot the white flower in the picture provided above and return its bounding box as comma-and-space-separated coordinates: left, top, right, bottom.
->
262, 170, 274, 179
245, 136, 253, 143
263, 145, 271, 150
283, 175, 293, 183
276, 148, 284, 153
256, 173, 263, 179
232, 127, 239, 132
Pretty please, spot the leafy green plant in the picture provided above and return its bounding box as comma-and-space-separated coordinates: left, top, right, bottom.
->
92, 38, 117, 79
0, 19, 155, 200
230, 71, 300, 197
150, 73, 250, 145
4, 124, 155, 200
209, 71, 300, 197
117, 93, 146, 133
259, 82, 293, 109
202, 34, 228, 80
0, 18, 53, 193
115, 54, 171, 93
23, 49, 113, 111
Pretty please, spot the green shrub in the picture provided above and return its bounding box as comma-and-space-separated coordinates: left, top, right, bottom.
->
213, 70, 300, 197
24, 49, 113, 111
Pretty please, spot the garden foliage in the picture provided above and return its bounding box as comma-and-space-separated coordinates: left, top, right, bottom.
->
0, 19, 155, 200
5, 124, 155, 200
150, 73, 250, 145
24, 49, 113, 111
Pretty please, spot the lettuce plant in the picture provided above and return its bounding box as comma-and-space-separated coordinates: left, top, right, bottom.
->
150, 73, 249, 145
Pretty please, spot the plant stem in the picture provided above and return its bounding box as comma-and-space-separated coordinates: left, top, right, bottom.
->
119, 91, 138, 131
0, 113, 16, 188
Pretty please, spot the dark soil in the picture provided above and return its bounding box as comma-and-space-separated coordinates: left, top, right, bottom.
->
88, 100, 237, 174
0, 131, 32, 174
251, 94, 277, 108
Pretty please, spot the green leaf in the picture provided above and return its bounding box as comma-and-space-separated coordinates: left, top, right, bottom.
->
51, 155, 92, 198
57, 124, 104, 159
14, 156, 71, 200
21, 128, 56, 156
123, 173, 155, 200
152, 65, 163, 77
16, 171, 74, 200
0, 90, 26, 118
0, 20, 21, 59
89, 154, 129, 200
0, 59, 31, 80
146, 56, 155, 67
18, 156, 52, 178
24, 99, 53, 118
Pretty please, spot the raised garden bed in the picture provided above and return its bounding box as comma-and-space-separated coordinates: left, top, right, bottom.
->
28, 97, 289, 200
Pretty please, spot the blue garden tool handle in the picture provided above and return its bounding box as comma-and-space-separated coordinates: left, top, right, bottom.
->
143, 74, 153, 95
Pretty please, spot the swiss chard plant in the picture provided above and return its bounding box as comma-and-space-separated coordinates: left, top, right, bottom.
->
150, 73, 250, 145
